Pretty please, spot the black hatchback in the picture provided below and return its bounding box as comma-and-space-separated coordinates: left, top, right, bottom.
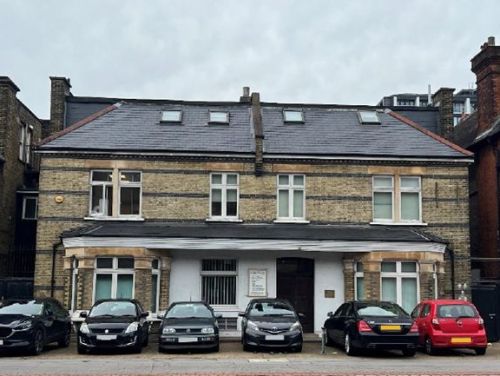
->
0, 298, 71, 355
77, 299, 149, 354
159, 301, 220, 352
324, 300, 419, 356
239, 298, 303, 352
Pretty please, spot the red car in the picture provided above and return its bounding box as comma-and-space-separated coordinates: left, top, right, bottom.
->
411, 299, 487, 355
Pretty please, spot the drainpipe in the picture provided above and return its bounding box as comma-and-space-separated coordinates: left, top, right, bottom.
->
446, 247, 456, 299
51, 237, 63, 297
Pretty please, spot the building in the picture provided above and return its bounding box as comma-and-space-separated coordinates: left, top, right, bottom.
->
34, 84, 473, 334
0, 76, 44, 280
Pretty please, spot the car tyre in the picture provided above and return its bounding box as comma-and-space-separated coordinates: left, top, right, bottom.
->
424, 337, 436, 355
58, 327, 71, 348
143, 333, 149, 347
344, 333, 357, 356
325, 333, 333, 346
158, 345, 167, 353
133, 339, 143, 354
30, 328, 45, 356
77, 344, 87, 354
475, 347, 486, 356
294, 344, 303, 353
213, 342, 220, 352
402, 348, 416, 357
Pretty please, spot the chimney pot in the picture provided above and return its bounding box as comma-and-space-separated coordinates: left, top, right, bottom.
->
488, 36, 496, 46
240, 86, 251, 103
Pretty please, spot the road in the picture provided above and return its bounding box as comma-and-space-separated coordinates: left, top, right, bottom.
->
0, 342, 499, 375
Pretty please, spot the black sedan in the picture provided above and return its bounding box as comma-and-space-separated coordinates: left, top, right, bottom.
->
240, 298, 303, 352
324, 300, 419, 356
0, 298, 71, 355
159, 301, 220, 352
77, 299, 149, 354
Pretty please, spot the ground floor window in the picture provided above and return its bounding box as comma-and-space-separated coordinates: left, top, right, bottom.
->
380, 261, 419, 313
354, 262, 364, 300
94, 257, 135, 302
201, 259, 237, 305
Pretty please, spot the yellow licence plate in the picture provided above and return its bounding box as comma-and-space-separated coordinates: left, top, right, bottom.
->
380, 325, 401, 331
451, 337, 472, 344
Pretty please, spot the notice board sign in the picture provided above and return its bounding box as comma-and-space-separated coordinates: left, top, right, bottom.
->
248, 269, 267, 297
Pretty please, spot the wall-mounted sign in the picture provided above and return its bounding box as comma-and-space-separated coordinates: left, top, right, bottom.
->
248, 269, 267, 297
324, 290, 335, 298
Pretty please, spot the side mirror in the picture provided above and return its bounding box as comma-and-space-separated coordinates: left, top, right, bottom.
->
79, 311, 87, 318
298, 313, 306, 319
46, 309, 54, 317
215, 314, 223, 319
327, 311, 333, 317
140, 311, 149, 319
238, 312, 246, 317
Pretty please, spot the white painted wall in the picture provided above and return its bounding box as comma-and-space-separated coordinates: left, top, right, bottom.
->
168, 250, 345, 333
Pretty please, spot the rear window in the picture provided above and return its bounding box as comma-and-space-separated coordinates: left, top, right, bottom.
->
89, 301, 137, 317
248, 301, 295, 317
437, 304, 477, 318
166, 303, 213, 319
356, 303, 406, 317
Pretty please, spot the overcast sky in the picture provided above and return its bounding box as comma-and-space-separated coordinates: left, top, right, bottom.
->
1, 0, 499, 119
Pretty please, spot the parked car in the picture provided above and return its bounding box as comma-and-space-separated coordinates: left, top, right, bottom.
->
411, 299, 488, 355
0, 298, 71, 355
77, 299, 149, 354
324, 300, 419, 356
239, 298, 303, 352
159, 301, 220, 352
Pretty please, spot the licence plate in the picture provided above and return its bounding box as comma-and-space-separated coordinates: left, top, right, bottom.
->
96, 334, 117, 341
0, 340, 3, 345
265, 335, 285, 341
380, 325, 401, 331
451, 337, 472, 344
178, 337, 198, 343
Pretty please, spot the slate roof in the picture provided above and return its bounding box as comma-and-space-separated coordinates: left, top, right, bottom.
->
388, 108, 439, 133
38, 97, 470, 159
61, 222, 446, 243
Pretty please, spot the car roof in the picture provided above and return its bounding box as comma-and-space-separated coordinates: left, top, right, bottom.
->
169, 301, 210, 306
420, 299, 474, 305
248, 298, 292, 304
93, 299, 139, 304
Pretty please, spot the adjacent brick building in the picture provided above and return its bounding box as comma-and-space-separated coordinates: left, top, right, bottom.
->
33, 82, 473, 333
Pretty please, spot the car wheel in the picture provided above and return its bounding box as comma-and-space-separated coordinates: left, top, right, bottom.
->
133, 339, 143, 354
294, 344, 303, 353
58, 327, 71, 348
402, 348, 416, 357
344, 333, 357, 356
143, 333, 149, 347
30, 329, 45, 356
424, 337, 436, 355
213, 342, 220, 352
77, 344, 87, 354
242, 336, 252, 352
158, 345, 167, 353
475, 347, 486, 356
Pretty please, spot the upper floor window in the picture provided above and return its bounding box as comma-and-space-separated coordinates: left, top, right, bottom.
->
209, 111, 229, 124
283, 110, 304, 123
22, 196, 38, 220
210, 173, 239, 219
18, 123, 33, 164
161, 110, 182, 123
89, 170, 142, 219
372, 175, 422, 224
277, 174, 305, 221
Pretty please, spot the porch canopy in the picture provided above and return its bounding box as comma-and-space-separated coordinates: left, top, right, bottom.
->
62, 222, 446, 254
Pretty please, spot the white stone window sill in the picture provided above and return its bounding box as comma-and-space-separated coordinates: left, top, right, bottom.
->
84, 216, 145, 222
370, 221, 428, 226
273, 219, 310, 224
205, 218, 243, 223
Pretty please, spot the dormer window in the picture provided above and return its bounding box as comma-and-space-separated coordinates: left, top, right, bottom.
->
358, 111, 381, 125
283, 110, 304, 123
209, 111, 229, 124
161, 110, 182, 123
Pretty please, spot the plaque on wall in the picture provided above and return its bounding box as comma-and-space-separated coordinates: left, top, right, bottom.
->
248, 269, 267, 297
324, 290, 336, 298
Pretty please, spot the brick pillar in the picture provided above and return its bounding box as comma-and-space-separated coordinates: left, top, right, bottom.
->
48, 77, 71, 138
432, 87, 455, 139
134, 257, 153, 311
363, 261, 381, 300
343, 258, 355, 301
159, 256, 172, 311
419, 261, 436, 301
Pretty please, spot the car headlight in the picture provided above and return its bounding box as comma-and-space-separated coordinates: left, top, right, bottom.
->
125, 322, 139, 334
13, 320, 32, 331
162, 326, 176, 334
290, 321, 302, 331
246, 320, 260, 332
201, 327, 215, 334
79, 323, 90, 334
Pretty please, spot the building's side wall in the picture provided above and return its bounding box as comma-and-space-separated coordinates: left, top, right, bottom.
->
35, 157, 470, 308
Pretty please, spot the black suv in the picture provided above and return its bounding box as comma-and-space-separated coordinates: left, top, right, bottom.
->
77, 299, 149, 354
239, 298, 303, 352
0, 298, 71, 355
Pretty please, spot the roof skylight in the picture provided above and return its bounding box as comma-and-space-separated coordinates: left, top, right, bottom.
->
161, 110, 182, 123
209, 111, 229, 124
283, 110, 304, 123
358, 111, 381, 125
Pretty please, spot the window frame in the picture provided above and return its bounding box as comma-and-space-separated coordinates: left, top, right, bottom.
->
372, 175, 394, 223
18, 123, 33, 164
209, 111, 229, 124
380, 261, 420, 312
399, 176, 422, 224
21, 196, 38, 220
89, 170, 114, 218
160, 110, 183, 123
209, 172, 239, 220
354, 262, 364, 300
118, 170, 142, 218
276, 174, 306, 222
283, 110, 304, 123
93, 257, 135, 303
200, 259, 238, 307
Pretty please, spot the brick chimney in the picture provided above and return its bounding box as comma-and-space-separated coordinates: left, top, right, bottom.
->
0, 77, 20, 156
432, 87, 455, 139
48, 76, 72, 138
240, 86, 251, 103
470, 36, 500, 279
251, 92, 264, 176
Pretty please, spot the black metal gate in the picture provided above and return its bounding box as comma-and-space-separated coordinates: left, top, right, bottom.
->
472, 283, 500, 342
0, 278, 33, 300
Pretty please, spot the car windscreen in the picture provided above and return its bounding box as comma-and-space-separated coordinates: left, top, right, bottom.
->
248, 301, 296, 317
165, 303, 213, 319
356, 303, 406, 317
0, 300, 43, 316
437, 304, 477, 318
89, 301, 137, 317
